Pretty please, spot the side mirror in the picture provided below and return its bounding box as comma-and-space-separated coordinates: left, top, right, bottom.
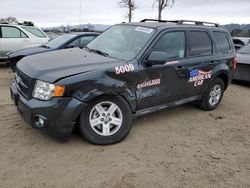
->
145, 51, 167, 65
79, 44, 86, 49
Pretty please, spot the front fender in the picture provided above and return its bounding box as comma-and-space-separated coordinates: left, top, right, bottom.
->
56, 69, 137, 113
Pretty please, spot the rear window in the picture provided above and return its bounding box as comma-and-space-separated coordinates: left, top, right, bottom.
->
189, 31, 212, 56
214, 32, 231, 53
22, 26, 47, 38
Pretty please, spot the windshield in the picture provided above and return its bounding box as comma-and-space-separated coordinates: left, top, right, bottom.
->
22, 26, 47, 38
87, 25, 156, 61
45, 35, 76, 48
238, 43, 250, 54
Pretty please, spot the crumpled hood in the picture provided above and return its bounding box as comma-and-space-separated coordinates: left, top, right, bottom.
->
237, 53, 250, 65
17, 48, 122, 83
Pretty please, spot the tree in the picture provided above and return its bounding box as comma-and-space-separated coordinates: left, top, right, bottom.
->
70, 28, 81, 32
154, 0, 175, 20
21, 21, 34, 26
0, 17, 35, 26
86, 23, 95, 32
60, 24, 71, 33
0, 17, 19, 24
231, 29, 250, 37
118, 0, 137, 22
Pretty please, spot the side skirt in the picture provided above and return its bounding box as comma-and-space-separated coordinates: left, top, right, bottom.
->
134, 95, 201, 118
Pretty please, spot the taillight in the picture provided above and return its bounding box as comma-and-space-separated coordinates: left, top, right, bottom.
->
232, 57, 237, 70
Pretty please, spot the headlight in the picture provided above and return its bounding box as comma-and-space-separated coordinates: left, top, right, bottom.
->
32, 80, 65, 100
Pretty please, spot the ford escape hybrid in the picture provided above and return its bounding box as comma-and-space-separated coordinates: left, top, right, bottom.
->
10, 19, 237, 144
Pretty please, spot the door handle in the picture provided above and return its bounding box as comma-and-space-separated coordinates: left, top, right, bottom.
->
209, 61, 216, 65
176, 65, 185, 70
176, 65, 186, 77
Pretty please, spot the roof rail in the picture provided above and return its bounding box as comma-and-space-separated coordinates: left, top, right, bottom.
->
140, 19, 220, 27
140, 19, 177, 23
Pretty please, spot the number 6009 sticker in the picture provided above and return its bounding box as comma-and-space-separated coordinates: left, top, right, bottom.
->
115, 64, 134, 75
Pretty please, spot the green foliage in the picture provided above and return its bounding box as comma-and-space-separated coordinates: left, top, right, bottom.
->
231, 29, 250, 37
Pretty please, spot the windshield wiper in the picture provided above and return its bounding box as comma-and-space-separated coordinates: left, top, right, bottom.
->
85, 47, 109, 57
84, 46, 91, 52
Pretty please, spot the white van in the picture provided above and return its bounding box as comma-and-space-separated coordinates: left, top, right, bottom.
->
0, 24, 50, 64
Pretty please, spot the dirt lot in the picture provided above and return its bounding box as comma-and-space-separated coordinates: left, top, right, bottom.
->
0, 66, 250, 188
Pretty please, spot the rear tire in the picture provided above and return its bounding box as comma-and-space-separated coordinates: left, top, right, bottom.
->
198, 78, 225, 111
79, 95, 132, 145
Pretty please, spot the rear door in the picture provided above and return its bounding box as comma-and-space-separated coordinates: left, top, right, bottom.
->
0, 26, 29, 57
175, 29, 215, 97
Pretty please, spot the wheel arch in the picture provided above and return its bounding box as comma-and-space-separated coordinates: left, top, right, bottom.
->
73, 92, 136, 128
214, 72, 229, 90
86, 93, 135, 113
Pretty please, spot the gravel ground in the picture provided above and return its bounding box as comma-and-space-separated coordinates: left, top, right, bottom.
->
0, 66, 250, 188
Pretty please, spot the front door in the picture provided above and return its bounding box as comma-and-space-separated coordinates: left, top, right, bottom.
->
136, 30, 188, 110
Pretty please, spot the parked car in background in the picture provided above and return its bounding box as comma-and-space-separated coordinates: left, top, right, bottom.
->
232, 37, 250, 51
8, 32, 99, 71
0, 24, 50, 64
234, 43, 250, 82
44, 31, 63, 40
237, 37, 250, 44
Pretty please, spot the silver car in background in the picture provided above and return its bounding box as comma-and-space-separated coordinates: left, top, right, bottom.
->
0, 24, 50, 64
234, 43, 250, 83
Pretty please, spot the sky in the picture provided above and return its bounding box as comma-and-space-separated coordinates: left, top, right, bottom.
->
0, 0, 250, 27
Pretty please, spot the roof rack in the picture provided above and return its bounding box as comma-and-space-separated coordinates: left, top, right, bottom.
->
140, 19, 172, 23
140, 19, 220, 27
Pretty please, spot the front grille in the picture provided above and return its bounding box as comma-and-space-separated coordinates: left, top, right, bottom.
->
15, 69, 34, 99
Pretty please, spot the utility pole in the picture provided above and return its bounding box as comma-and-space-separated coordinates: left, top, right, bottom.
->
79, 1, 82, 29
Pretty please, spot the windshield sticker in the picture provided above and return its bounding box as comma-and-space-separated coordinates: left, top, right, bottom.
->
137, 79, 161, 90
135, 27, 153, 34
115, 64, 134, 75
188, 69, 212, 87
165, 60, 179, 65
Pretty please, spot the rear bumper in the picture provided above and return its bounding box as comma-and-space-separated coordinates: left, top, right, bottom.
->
234, 63, 250, 82
10, 82, 87, 140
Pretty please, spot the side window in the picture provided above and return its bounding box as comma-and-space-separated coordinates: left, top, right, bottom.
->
68, 38, 80, 47
214, 32, 231, 53
153, 31, 186, 59
80, 36, 95, 46
1, 26, 27, 38
189, 31, 212, 56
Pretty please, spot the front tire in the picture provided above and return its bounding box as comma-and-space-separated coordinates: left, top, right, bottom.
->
79, 96, 132, 145
198, 78, 225, 111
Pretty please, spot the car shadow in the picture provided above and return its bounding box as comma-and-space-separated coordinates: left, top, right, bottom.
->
0, 63, 9, 68
232, 80, 250, 88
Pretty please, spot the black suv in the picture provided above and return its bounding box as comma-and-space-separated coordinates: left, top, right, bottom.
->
10, 19, 237, 144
